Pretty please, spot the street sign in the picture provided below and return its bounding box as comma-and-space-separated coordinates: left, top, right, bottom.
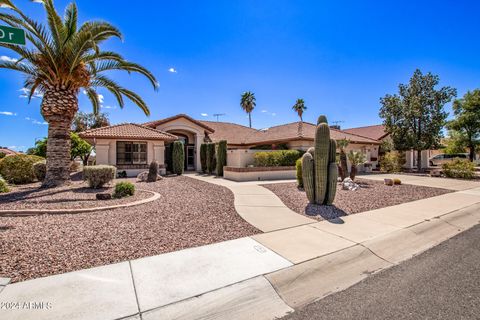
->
0, 25, 26, 45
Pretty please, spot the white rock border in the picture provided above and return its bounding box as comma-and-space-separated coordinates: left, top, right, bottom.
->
0, 189, 160, 216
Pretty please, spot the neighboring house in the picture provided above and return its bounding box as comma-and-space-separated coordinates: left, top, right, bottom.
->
80, 114, 381, 176
0, 147, 20, 157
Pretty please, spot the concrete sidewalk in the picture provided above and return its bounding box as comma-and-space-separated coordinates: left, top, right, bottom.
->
1, 176, 479, 320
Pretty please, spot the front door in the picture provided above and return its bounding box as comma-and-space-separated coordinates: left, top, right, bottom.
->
186, 145, 195, 170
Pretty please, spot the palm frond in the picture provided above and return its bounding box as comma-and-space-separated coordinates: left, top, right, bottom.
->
94, 60, 158, 89
118, 88, 150, 116
85, 88, 101, 114
63, 2, 77, 43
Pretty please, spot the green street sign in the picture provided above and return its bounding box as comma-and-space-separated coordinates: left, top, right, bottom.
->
0, 25, 26, 45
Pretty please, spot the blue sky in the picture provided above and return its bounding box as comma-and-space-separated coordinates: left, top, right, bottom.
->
1, 0, 479, 151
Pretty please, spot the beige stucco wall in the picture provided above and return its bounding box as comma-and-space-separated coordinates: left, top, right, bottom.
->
227, 149, 257, 167
155, 118, 206, 171
224, 168, 296, 182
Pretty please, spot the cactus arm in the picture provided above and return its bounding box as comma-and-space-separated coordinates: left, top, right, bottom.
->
314, 123, 330, 204
301, 152, 315, 203
326, 162, 338, 205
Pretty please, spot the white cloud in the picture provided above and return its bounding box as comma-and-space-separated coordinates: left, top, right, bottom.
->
25, 117, 47, 125
168, 67, 177, 73
18, 88, 43, 99
0, 55, 18, 63
8, 146, 26, 150
261, 110, 268, 113
271, 113, 276, 116
102, 105, 117, 110
0, 111, 16, 116
200, 113, 208, 117
98, 94, 104, 104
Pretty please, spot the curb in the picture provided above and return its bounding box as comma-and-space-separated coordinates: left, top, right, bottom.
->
0, 190, 160, 216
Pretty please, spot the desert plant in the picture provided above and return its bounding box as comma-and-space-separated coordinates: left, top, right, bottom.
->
0, 154, 44, 184
348, 151, 366, 180
379, 151, 406, 173
254, 150, 302, 167
206, 143, 216, 174
0, 0, 158, 187
301, 116, 338, 205
33, 160, 47, 181
337, 139, 349, 181
172, 141, 184, 175
0, 177, 9, 193
113, 181, 135, 198
200, 143, 208, 173
393, 178, 402, 185
216, 140, 227, 176
442, 158, 475, 179
147, 160, 159, 182
83, 165, 116, 188
296, 158, 303, 188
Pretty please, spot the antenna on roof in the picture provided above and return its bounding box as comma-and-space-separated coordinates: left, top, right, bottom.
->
331, 120, 345, 130
213, 113, 226, 121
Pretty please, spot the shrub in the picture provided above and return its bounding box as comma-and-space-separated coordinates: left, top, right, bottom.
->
172, 141, 184, 175
200, 143, 208, 173
0, 154, 44, 184
83, 165, 116, 188
296, 158, 303, 188
147, 160, 159, 182
0, 177, 9, 193
254, 150, 302, 167
206, 143, 216, 174
0, 152, 6, 159
380, 151, 406, 173
33, 160, 47, 181
216, 140, 227, 176
442, 159, 475, 179
113, 181, 135, 198
393, 178, 402, 185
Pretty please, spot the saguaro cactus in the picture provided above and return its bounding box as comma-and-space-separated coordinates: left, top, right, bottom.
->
301, 116, 338, 205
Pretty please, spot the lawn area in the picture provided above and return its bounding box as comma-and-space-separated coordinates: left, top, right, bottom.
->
262, 179, 453, 220
0, 176, 260, 283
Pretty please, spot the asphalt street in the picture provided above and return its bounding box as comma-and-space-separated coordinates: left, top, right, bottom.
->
280, 223, 480, 320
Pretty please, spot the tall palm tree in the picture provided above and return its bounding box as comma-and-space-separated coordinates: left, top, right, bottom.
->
292, 98, 306, 121
240, 91, 256, 128
0, 0, 158, 187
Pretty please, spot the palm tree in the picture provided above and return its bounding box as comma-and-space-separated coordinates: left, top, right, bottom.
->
292, 98, 306, 121
0, 0, 158, 187
337, 139, 350, 181
240, 91, 256, 128
347, 150, 366, 181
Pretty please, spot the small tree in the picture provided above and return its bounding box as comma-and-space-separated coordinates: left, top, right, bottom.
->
337, 139, 349, 181
70, 133, 93, 164
206, 143, 216, 174
172, 141, 184, 175
348, 151, 366, 180
443, 130, 468, 155
200, 143, 208, 173
72, 112, 110, 133
447, 90, 480, 161
379, 69, 456, 171
216, 140, 227, 176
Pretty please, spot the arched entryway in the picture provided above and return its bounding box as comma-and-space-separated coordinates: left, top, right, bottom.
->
164, 132, 196, 171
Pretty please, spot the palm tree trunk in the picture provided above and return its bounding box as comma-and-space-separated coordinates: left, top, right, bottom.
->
41, 88, 78, 188
248, 112, 252, 128
416, 149, 423, 172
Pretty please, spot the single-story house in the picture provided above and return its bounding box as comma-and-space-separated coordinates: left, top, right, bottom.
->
0, 147, 20, 157
80, 114, 382, 176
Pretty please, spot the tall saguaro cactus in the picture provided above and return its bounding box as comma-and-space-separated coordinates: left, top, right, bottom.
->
301, 115, 338, 205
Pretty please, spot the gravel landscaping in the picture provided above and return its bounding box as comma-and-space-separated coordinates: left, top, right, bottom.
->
0, 182, 151, 210
0, 176, 260, 283
262, 179, 453, 220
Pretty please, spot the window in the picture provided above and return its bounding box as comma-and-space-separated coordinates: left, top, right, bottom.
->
117, 141, 147, 164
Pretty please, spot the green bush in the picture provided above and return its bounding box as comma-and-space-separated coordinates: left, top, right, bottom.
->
254, 150, 302, 167
200, 143, 208, 173
379, 151, 405, 173
113, 181, 135, 198
296, 158, 303, 188
216, 140, 227, 176
0, 177, 9, 193
83, 165, 116, 188
0, 154, 44, 184
206, 143, 216, 174
442, 159, 475, 179
172, 141, 184, 175
33, 160, 46, 181
0, 152, 6, 159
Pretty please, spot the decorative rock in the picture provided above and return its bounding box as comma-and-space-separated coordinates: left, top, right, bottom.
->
430, 169, 442, 177
96, 193, 112, 200
384, 178, 394, 186
342, 178, 360, 191
137, 171, 162, 182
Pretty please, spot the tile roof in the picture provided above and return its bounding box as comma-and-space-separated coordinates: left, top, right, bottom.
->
79, 123, 178, 141
343, 124, 388, 141
0, 148, 19, 156
144, 114, 215, 133
197, 120, 258, 145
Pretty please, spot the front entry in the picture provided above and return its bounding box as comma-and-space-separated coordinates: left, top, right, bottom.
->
186, 145, 195, 170
164, 133, 196, 172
